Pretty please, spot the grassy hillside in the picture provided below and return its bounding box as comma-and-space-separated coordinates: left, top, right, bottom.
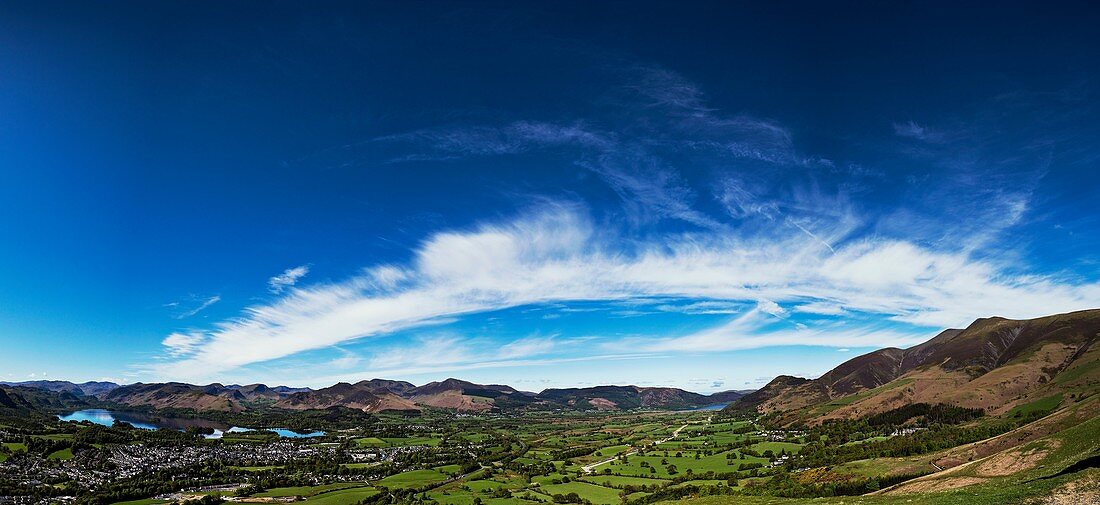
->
657, 413, 1098, 504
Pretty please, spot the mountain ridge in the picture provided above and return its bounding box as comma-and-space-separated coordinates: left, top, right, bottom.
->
18, 378, 746, 414
725, 308, 1100, 424
0, 380, 120, 397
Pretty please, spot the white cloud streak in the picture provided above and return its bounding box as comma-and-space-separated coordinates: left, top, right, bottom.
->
147, 204, 1100, 381
638, 308, 927, 353
172, 295, 221, 319
269, 266, 310, 293
893, 120, 944, 142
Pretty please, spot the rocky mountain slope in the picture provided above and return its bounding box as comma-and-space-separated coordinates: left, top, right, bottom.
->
727, 308, 1100, 423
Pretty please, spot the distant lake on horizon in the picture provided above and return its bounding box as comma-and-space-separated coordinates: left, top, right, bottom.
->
57, 409, 325, 438
687, 403, 729, 411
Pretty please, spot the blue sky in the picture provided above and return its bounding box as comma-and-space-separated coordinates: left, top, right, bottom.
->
1, 1, 1099, 392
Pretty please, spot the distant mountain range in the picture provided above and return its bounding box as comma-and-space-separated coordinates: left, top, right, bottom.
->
0, 380, 120, 397
8, 308, 1095, 418
724, 308, 1100, 424
2, 376, 748, 414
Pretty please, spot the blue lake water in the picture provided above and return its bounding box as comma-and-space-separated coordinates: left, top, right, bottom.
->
687, 403, 729, 411
223, 426, 325, 438
57, 409, 325, 438
58, 409, 162, 430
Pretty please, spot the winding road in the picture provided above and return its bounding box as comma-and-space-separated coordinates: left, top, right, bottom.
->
582, 421, 698, 474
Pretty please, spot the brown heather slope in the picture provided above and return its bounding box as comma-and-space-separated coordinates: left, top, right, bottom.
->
275, 381, 419, 412
724, 375, 810, 412
731, 309, 1100, 423
406, 378, 531, 411
104, 383, 246, 412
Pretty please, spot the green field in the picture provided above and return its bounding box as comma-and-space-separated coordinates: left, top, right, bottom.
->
256, 482, 370, 497
380, 435, 442, 447
3, 442, 27, 452
47, 447, 74, 460
581, 474, 669, 488
1007, 393, 1063, 418
341, 462, 375, 469
592, 443, 631, 458
302, 487, 378, 504
230, 465, 282, 471
377, 469, 449, 489
354, 436, 387, 447
608, 448, 769, 478
461, 479, 508, 492
436, 464, 464, 475
750, 441, 803, 454
538, 481, 622, 505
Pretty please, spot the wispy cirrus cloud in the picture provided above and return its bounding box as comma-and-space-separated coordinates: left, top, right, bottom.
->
372, 64, 817, 231
268, 266, 309, 294
375, 121, 612, 162
162, 332, 207, 357
166, 295, 221, 319
637, 306, 927, 353
497, 335, 558, 359
893, 120, 944, 142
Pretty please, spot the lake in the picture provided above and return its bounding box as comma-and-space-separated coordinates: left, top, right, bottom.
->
57, 409, 325, 438
686, 403, 729, 411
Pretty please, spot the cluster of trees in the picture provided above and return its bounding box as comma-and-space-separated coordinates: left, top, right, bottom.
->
593, 480, 664, 493
864, 403, 984, 427
623, 483, 737, 505
742, 469, 929, 497
506, 459, 557, 479
548, 491, 592, 503
19, 435, 72, 456
791, 418, 1024, 468
551, 445, 603, 460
